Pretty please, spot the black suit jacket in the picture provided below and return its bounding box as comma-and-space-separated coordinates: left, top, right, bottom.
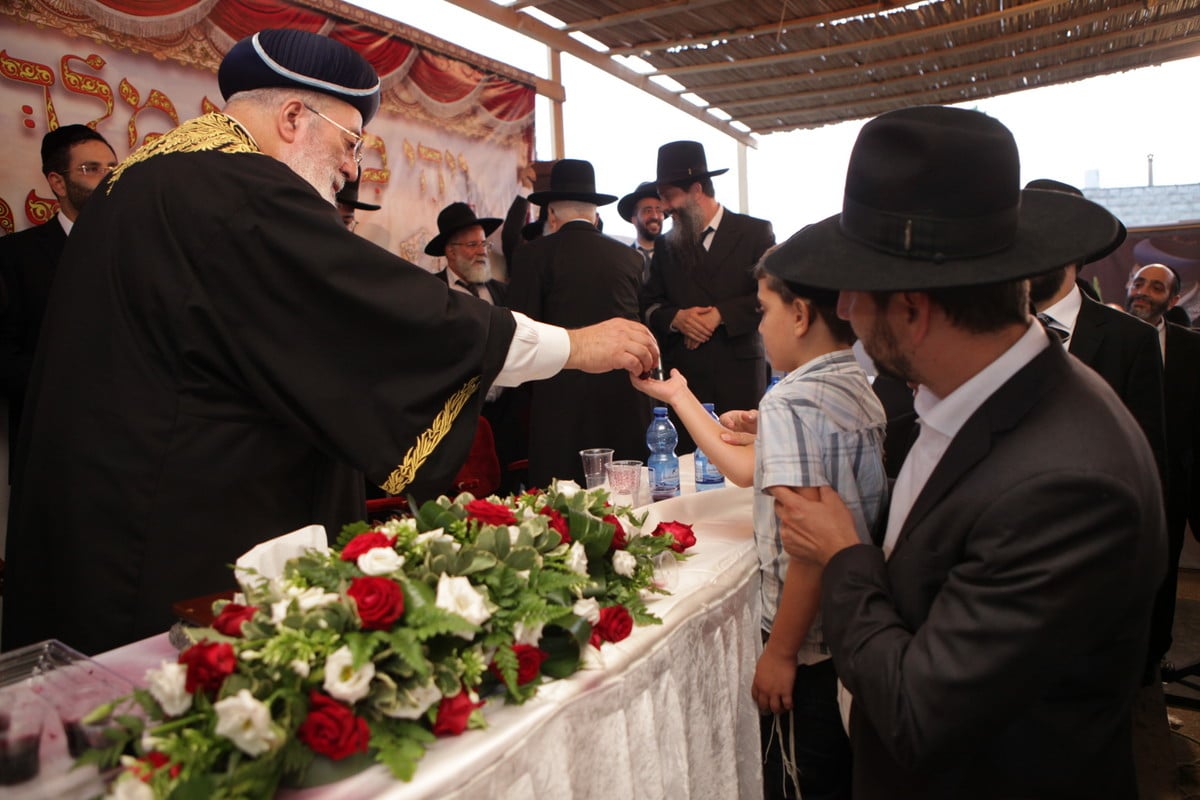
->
434, 267, 507, 306
639, 208, 773, 449
823, 342, 1165, 799
0, 216, 67, 443
506, 219, 651, 486
1068, 288, 1167, 475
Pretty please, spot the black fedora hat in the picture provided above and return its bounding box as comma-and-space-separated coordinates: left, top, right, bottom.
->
1023, 178, 1126, 264
527, 159, 616, 206
763, 106, 1124, 291
617, 181, 660, 222
336, 177, 380, 211
219, 30, 381, 124
654, 140, 728, 186
425, 202, 502, 256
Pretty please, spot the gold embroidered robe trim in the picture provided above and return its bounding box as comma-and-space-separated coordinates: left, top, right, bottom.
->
107, 113, 260, 192
380, 377, 479, 495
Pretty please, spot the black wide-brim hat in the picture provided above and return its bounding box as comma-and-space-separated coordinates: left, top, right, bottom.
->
763, 106, 1124, 292
425, 202, 502, 256
219, 29, 381, 124
1023, 178, 1126, 264
527, 159, 616, 206
617, 181, 660, 222
336, 177, 380, 211
654, 140, 728, 186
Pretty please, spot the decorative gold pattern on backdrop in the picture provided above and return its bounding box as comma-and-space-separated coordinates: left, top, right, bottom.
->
380, 377, 479, 495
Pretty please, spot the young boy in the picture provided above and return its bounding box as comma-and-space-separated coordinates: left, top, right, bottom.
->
633, 261, 887, 800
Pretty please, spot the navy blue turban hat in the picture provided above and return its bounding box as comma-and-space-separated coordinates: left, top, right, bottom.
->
219, 29, 381, 124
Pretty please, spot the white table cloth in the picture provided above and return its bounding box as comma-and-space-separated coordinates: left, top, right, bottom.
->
97, 480, 760, 799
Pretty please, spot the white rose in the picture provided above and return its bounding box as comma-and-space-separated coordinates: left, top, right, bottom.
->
290, 585, 342, 612
380, 518, 418, 537
106, 773, 155, 800
380, 681, 443, 720
357, 547, 405, 576
612, 549, 637, 578
566, 541, 589, 576
507, 525, 521, 545
415, 529, 447, 546
555, 480, 582, 498
290, 659, 311, 679
213, 689, 279, 756
512, 619, 544, 646
573, 597, 601, 624
323, 646, 376, 703
144, 660, 191, 717
435, 573, 492, 638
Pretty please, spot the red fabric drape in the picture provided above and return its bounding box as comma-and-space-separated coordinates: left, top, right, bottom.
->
207, 0, 326, 41
408, 52, 483, 104
331, 25, 414, 79
92, 0, 207, 14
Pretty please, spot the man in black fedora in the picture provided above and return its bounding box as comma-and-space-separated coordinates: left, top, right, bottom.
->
2, 30, 658, 655
507, 159, 651, 486
334, 175, 379, 231
617, 180, 664, 282
640, 140, 774, 453
426, 201, 506, 305
761, 106, 1163, 798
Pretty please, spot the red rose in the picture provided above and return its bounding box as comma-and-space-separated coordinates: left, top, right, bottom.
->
604, 514, 627, 550
588, 605, 634, 648
178, 641, 236, 694
489, 643, 548, 686
465, 499, 517, 526
212, 602, 258, 637
654, 520, 696, 553
340, 531, 397, 562
432, 688, 485, 737
540, 507, 571, 543
347, 576, 404, 630
133, 751, 180, 781
296, 691, 370, 761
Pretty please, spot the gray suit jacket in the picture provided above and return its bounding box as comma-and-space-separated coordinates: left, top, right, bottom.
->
823, 341, 1165, 799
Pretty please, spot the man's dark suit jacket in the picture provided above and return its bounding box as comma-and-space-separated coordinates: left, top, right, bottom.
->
506, 219, 651, 486
434, 267, 507, 306
823, 342, 1165, 799
0, 216, 67, 446
639, 209, 773, 452
1148, 322, 1200, 667
1068, 287, 1166, 475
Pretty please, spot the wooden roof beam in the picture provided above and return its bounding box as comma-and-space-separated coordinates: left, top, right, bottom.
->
652, 0, 1132, 78
711, 17, 1200, 113
441, 0, 756, 147
566, 0, 731, 34
608, 0, 903, 56
746, 38, 1200, 133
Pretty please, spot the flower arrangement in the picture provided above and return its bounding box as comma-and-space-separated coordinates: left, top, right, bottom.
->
83, 481, 697, 799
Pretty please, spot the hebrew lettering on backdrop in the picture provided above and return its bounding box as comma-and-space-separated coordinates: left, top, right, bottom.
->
2, 45, 391, 229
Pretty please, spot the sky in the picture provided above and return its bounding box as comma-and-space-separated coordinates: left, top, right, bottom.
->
353, 0, 1200, 243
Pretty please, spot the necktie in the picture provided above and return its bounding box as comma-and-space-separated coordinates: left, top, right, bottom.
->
1037, 313, 1069, 342
456, 279, 481, 298
700, 226, 715, 249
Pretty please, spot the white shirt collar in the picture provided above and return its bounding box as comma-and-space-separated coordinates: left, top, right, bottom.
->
57, 212, 73, 236
1039, 283, 1082, 334
914, 321, 1051, 443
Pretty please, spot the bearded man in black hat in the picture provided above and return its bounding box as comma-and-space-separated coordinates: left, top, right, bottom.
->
334, 175, 379, 231
640, 141, 774, 453
426, 202, 506, 305
2, 30, 657, 655
617, 180, 664, 282
506, 159, 651, 486
761, 106, 1164, 799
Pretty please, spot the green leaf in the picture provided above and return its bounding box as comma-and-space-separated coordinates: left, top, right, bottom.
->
505, 546, 538, 571
334, 520, 373, 549
538, 631, 581, 678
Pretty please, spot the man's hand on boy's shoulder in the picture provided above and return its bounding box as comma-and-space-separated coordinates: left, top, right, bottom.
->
775, 485, 862, 566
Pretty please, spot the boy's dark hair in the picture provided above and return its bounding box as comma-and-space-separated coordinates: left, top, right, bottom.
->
753, 261, 856, 345
870, 278, 1029, 334
41, 124, 110, 176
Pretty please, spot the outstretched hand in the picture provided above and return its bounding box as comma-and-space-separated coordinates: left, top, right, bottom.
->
630, 367, 689, 406
718, 409, 757, 446
773, 485, 861, 566
565, 318, 660, 376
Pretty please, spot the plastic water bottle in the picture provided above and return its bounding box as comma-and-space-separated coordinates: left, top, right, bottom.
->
646, 406, 680, 500
693, 403, 725, 491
